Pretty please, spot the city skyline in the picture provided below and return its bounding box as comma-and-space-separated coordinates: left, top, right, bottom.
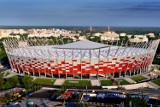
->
0, 0, 160, 27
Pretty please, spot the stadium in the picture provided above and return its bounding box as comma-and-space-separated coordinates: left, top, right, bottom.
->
3, 38, 160, 79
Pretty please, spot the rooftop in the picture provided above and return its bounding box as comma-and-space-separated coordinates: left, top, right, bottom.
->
55, 40, 108, 49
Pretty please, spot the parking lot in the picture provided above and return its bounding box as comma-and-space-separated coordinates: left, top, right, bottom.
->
20, 98, 62, 107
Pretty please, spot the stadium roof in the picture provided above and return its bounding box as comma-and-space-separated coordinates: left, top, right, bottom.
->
55, 40, 108, 49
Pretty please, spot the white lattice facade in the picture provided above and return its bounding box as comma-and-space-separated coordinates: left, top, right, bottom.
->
3, 38, 160, 79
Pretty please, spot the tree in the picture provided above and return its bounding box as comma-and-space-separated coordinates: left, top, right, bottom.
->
77, 103, 87, 107
0, 75, 3, 91
19, 33, 28, 39
125, 96, 147, 107
119, 36, 129, 43
90, 36, 100, 42
7, 76, 19, 87
22, 75, 33, 91
5, 93, 13, 101
131, 98, 147, 107
4, 81, 13, 89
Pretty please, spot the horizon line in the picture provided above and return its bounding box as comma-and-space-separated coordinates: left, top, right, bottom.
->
1, 25, 160, 28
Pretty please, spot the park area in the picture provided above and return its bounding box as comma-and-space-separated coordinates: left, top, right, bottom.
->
116, 79, 130, 85
131, 76, 146, 82
151, 78, 160, 86
100, 80, 113, 86
64, 80, 91, 86
33, 78, 55, 85
101, 79, 130, 86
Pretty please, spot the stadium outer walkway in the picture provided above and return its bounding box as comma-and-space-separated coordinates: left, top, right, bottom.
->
3, 69, 160, 90
102, 81, 160, 90
91, 80, 100, 86
124, 77, 136, 84
54, 79, 65, 85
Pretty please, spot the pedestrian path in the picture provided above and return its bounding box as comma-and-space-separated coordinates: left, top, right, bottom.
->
142, 74, 150, 80
3, 70, 8, 77
54, 79, 65, 86
91, 79, 100, 86
102, 82, 159, 90
3, 69, 17, 78
147, 81, 160, 89
124, 77, 136, 84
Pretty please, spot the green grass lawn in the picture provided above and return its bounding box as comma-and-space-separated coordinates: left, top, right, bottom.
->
100, 80, 113, 86
0, 50, 7, 60
116, 79, 130, 85
151, 78, 160, 86
0, 72, 4, 77
0, 72, 10, 77
131, 76, 146, 82
34, 78, 55, 85
64, 80, 91, 86
4, 72, 10, 77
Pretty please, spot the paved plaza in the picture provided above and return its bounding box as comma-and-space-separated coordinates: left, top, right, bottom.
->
54, 79, 65, 85
91, 79, 100, 86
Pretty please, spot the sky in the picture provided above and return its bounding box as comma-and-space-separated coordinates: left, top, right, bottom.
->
0, 0, 160, 27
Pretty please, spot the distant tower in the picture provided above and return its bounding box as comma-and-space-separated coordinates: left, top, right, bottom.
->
90, 26, 92, 32
108, 26, 110, 32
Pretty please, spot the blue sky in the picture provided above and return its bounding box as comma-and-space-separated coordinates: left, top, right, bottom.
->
0, 0, 160, 26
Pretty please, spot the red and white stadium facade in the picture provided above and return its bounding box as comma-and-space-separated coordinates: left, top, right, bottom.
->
3, 38, 160, 79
